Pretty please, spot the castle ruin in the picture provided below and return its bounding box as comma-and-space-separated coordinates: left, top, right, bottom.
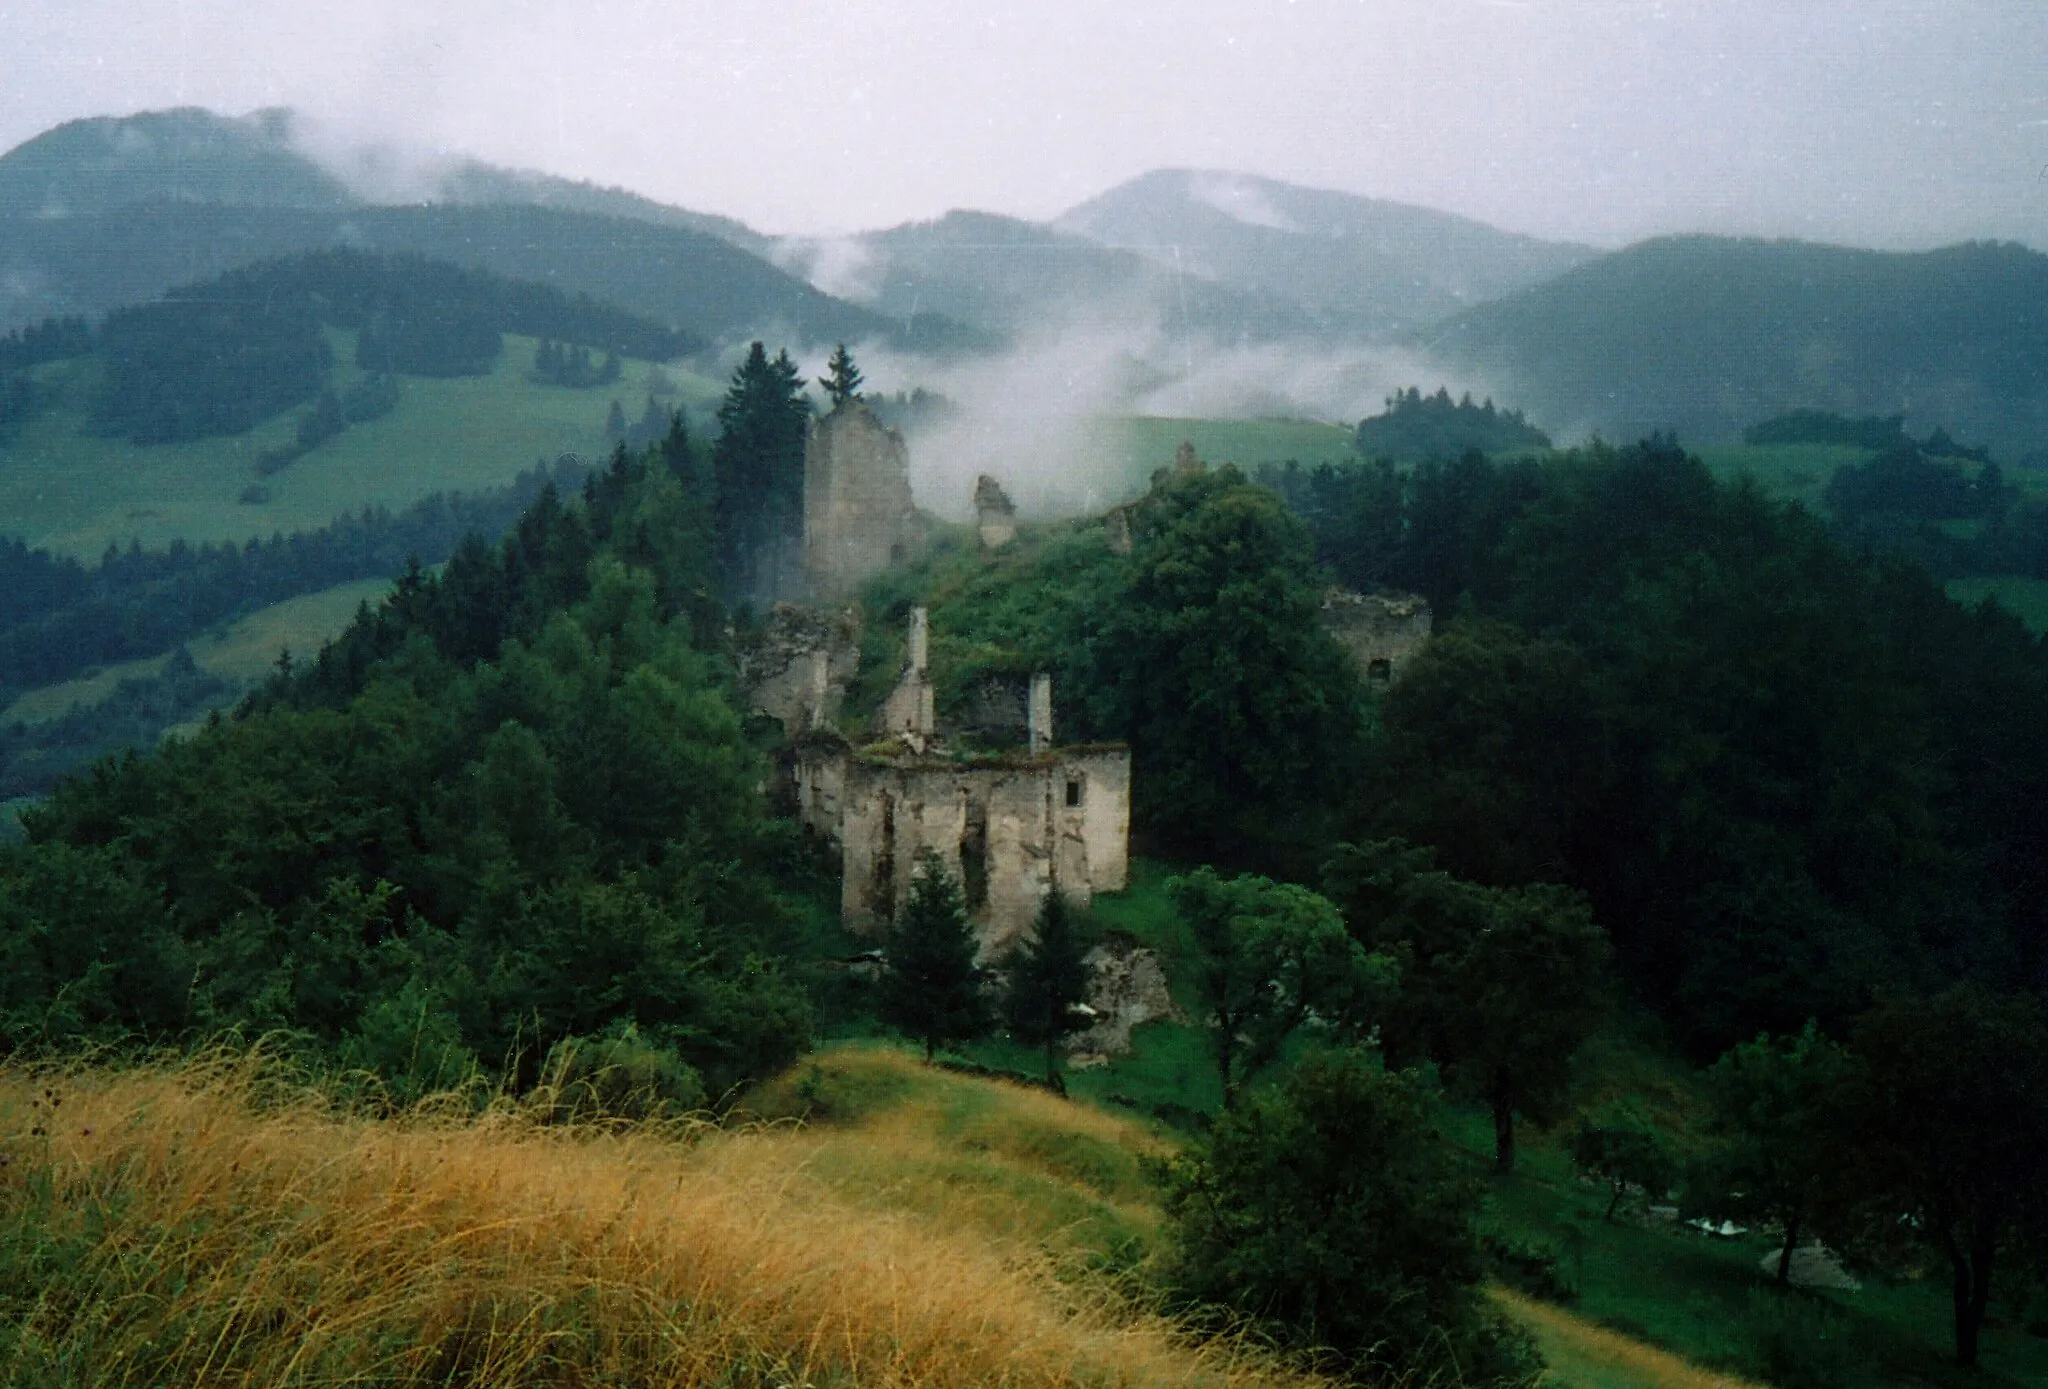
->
790, 608, 1131, 959
1322, 589, 1433, 687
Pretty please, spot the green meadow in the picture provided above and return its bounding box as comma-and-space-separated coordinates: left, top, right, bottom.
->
2, 576, 393, 726
0, 331, 722, 559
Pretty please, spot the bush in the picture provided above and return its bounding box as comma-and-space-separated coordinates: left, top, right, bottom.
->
1481, 1230, 1575, 1303
1160, 1048, 1540, 1385
535, 1025, 708, 1123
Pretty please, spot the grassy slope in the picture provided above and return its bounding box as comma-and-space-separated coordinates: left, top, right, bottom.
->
945, 867, 2046, 1389
1945, 575, 2048, 634
1, 576, 392, 726
0, 1046, 1317, 1389
1693, 443, 1869, 515
0, 331, 721, 559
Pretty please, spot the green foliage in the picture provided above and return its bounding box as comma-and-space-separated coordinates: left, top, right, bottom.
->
1691, 1022, 1852, 1280
0, 647, 235, 800
1269, 436, 2036, 1056
879, 851, 993, 1062
712, 341, 810, 602
818, 343, 864, 408
1160, 1048, 1539, 1385
94, 289, 333, 443
1746, 409, 1912, 451
1093, 464, 1368, 868
535, 1023, 709, 1121
1, 443, 811, 1101
1326, 839, 1610, 1171
1002, 890, 1093, 1086
1571, 1106, 1676, 1221
1826, 986, 2048, 1367
1168, 867, 1390, 1108
1354, 385, 1551, 462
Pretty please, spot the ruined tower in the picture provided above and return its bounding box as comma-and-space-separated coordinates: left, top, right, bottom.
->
802, 402, 919, 598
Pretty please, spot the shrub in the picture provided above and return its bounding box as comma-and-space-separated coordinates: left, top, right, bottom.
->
535, 1024, 707, 1122
1160, 1048, 1539, 1385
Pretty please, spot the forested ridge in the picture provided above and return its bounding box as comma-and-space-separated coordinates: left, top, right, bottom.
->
81, 250, 697, 444
0, 457, 588, 704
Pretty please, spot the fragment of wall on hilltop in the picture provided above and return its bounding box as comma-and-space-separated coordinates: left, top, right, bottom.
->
802, 401, 921, 598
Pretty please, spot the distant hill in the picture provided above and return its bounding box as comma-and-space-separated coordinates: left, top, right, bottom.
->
0, 107, 762, 249
773, 208, 1323, 342
0, 108, 354, 217
1054, 169, 1595, 335
1427, 236, 2048, 455
0, 108, 977, 351
0, 201, 976, 351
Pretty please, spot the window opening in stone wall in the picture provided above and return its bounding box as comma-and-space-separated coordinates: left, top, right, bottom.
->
870, 793, 898, 922
960, 800, 989, 912
1065, 778, 1083, 808
1367, 658, 1392, 684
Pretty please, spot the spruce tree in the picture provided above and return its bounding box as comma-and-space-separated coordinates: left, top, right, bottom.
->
881, 850, 992, 1062
1004, 890, 1093, 1089
819, 343, 864, 409
712, 342, 810, 599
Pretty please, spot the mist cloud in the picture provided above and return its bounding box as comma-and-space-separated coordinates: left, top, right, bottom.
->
831, 307, 1501, 522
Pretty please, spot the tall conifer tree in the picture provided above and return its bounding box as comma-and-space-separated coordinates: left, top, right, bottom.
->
1005, 890, 1093, 1089
881, 851, 992, 1062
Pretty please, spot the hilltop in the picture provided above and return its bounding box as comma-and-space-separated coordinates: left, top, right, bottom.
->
1055, 167, 1596, 334
1425, 236, 2048, 455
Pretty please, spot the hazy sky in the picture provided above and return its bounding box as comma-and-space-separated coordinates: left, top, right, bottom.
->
2, 0, 2045, 249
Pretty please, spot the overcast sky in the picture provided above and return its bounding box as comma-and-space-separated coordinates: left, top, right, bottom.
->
2, 0, 2045, 249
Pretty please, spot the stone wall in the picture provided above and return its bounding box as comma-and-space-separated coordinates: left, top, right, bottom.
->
836, 745, 1132, 958
1321, 589, 1433, 687
803, 403, 919, 598
735, 604, 862, 735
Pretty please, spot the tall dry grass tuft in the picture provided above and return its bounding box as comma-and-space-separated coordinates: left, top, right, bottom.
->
0, 1046, 1327, 1388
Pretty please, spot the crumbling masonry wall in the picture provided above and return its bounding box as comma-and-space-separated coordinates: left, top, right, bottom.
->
1322, 589, 1432, 687
735, 604, 863, 735
803, 404, 920, 598
834, 747, 1131, 959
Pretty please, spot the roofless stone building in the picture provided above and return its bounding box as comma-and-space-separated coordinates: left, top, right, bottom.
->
789, 607, 1131, 959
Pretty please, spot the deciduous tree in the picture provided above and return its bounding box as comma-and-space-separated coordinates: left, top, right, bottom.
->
1171, 867, 1391, 1109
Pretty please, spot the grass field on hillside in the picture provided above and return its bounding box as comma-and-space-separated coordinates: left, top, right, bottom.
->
1946, 575, 2048, 634
1693, 443, 1870, 513
0, 1046, 1316, 1389
1, 333, 721, 558
2, 577, 392, 726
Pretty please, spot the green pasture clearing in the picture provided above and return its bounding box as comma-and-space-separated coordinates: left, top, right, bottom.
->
2, 576, 392, 726
1466, 1096, 2048, 1389
1694, 443, 1869, 513
1946, 575, 2048, 634
0, 333, 720, 559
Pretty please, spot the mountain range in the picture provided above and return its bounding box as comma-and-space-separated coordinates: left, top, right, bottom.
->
3, 106, 2047, 453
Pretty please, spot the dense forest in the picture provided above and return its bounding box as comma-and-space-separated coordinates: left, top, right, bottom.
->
85, 250, 694, 444
1353, 385, 1551, 460
0, 457, 588, 704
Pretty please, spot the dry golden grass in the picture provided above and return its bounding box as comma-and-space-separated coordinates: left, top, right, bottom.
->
1492, 1290, 1762, 1389
0, 1046, 1323, 1389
